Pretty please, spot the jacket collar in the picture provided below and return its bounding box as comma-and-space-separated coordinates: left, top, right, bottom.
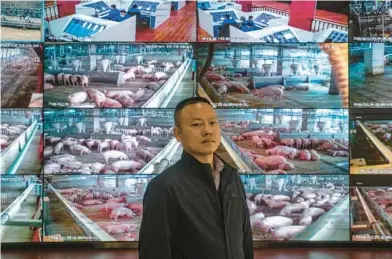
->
180, 150, 234, 190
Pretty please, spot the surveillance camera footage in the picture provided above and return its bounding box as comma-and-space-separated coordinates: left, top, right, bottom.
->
197, 43, 348, 109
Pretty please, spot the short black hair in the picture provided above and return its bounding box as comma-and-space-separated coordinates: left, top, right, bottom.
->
132, 4, 138, 8
174, 97, 213, 128
249, 16, 253, 19
225, 14, 230, 19
111, 4, 116, 8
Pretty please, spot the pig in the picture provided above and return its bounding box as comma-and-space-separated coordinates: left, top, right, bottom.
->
98, 141, 110, 153
265, 146, 299, 159
44, 147, 54, 156
299, 215, 313, 226
154, 72, 168, 81
250, 213, 265, 229
310, 138, 319, 149
44, 73, 56, 83
49, 137, 62, 143
69, 144, 91, 155
310, 150, 321, 161
280, 138, 294, 147
271, 195, 291, 202
105, 90, 136, 99
302, 207, 326, 219
110, 207, 135, 221
83, 200, 103, 206
63, 161, 83, 169
230, 82, 250, 93
127, 203, 143, 216
101, 224, 131, 235
332, 151, 349, 157
63, 74, 71, 85
147, 82, 160, 91
280, 203, 309, 216
50, 154, 76, 163
123, 70, 136, 81
217, 85, 228, 95
44, 83, 55, 90
265, 200, 291, 209
116, 95, 135, 107
57, 73, 64, 84
44, 162, 61, 174
246, 199, 258, 215
68, 92, 88, 106
101, 98, 123, 108
299, 150, 311, 161
110, 140, 120, 149
258, 216, 293, 233
253, 87, 284, 101
111, 160, 145, 173
254, 156, 288, 170
136, 136, 151, 143
271, 226, 306, 241
294, 138, 302, 149
54, 142, 64, 154
132, 89, 145, 102
205, 74, 225, 81
320, 143, 338, 151
251, 136, 264, 148
86, 89, 106, 107
103, 202, 126, 212
71, 75, 80, 87
81, 75, 89, 88
102, 150, 129, 164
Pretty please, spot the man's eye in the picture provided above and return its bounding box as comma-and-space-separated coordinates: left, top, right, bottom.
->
192, 124, 201, 127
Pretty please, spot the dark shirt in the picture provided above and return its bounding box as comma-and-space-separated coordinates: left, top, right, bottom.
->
222, 18, 237, 26
138, 151, 254, 259
113, 13, 131, 22
106, 9, 120, 20
129, 7, 140, 16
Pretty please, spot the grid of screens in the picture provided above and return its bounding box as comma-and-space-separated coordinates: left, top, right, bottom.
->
1, 0, 391, 247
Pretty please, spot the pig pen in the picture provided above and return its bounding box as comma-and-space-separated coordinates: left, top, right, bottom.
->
44, 54, 186, 108
45, 176, 151, 241
350, 121, 392, 170
223, 128, 348, 174
202, 74, 342, 109
242, 175, 350, 241
45, 191, 96, 240
0, 123, 26, 151
44, 131, 173, 175
351, 187, 392, 241
1, 59, 40, 108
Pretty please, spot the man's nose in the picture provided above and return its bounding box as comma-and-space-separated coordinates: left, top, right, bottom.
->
202, 123, 213, 135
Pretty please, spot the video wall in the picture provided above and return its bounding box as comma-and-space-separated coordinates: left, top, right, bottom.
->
1, 0, 391, 247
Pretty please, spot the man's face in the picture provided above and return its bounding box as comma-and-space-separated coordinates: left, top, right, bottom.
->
174, 103, 221, 157
120, 12, 126, 16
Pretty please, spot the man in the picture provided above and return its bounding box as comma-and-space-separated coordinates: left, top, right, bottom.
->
128, 4, 140, 17
220, 14, 238, 37
191, 56, 197, 80
244, 16, 255, 29
139, 97, 253, 259
106, 4, 120, 20
113, 9, 130, 22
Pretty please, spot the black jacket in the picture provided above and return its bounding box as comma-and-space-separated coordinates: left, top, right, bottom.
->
139, 151, 254, 259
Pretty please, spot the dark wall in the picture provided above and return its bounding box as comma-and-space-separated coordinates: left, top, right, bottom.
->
275, 1, 349, 15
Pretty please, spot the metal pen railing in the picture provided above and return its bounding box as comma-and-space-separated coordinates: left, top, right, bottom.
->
220, 130, 263, 174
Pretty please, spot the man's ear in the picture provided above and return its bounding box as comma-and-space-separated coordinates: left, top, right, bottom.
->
173, 126, 181, 142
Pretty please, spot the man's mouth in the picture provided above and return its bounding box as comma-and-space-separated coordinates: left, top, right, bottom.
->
202, 140, 215, 143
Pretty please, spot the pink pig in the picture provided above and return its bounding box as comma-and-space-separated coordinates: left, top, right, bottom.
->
280, 138, 294, 147
253, 87, 284, 101
299, 150, 311, 161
